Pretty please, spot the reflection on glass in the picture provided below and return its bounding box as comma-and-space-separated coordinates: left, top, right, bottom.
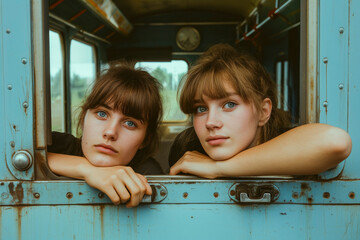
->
135, 61, 188, 121
70, 39, 96, 136
49, 30, 65, 132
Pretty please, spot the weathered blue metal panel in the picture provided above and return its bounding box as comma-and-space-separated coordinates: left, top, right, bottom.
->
317, 0, 350, 180
0, 0, 14, 180
0, 179, 359, 205
318, 0, 349, 128
342, 0, 360, 179
1, 178, 360, 239
1, 202, 360, 239
1, 0, 34, 180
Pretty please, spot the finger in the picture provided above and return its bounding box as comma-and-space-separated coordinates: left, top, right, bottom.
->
169, 163, 185, 175
124, 168, 147, 197
110, 174, 131, 204
101, 185, 121, 205
120, 170, 144, 207
137, 174, 152, 195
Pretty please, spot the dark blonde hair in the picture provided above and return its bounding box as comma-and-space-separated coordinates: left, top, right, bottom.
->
179, 43, 289, 144
78, 64, 163, 160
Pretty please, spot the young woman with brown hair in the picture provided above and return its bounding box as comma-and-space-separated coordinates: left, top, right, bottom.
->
169, 44, 352, 178
48, 64, 163, 207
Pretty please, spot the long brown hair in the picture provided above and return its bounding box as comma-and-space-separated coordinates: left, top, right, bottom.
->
78, 64, 163, 160
179, 43, 289, 144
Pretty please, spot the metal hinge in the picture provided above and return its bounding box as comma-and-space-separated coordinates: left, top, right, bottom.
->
142, 184, 168, 203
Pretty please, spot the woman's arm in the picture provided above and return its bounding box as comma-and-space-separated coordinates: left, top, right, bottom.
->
169, 123, 352, 178
48, 152, 152, 207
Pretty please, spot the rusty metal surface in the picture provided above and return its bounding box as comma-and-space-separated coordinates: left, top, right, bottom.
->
1, 179, 360, 206
1, 204, 359, 240
33, 0, 49, 150
1, 0, 34, 180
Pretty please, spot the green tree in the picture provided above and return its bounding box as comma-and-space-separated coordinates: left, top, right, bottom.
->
151, 67, 172, 88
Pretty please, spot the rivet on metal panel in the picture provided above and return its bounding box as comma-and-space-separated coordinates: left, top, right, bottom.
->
7, 84, 12, 90
323, 101, 328, 108
33, 193, 40, 198
349, 192, 355, 199
338, 83, 344, 90
98, 192, 104, 198
213, 192, 219, 198
1, 192, 9, 199
183, 192, 188, 198
230, 190, 235, 196
23, 102, 29, 108
21, 58, 27, 64
6, 29, 11, 34
339, 27, 344, 34
323, 57, 328, 64
66, 192, 73, 199
10, 141, 15, 148
160, 190, 166, 197
323, 192, 330, 198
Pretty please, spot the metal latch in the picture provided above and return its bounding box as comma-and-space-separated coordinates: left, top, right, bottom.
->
142, 184, 167, 203
229, 183, 280, 203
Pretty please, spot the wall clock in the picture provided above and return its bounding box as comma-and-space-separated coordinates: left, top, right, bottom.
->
176, 27, 200, 51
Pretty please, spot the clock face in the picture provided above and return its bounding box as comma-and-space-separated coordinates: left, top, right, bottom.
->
176, 27, 200, 51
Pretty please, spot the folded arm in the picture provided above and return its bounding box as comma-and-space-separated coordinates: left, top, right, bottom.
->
169, 124, 352, 178
48, 152, 152, 207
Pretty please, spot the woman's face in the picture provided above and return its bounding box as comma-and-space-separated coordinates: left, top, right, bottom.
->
81, 103, 147, 167
193, 82, 262, 160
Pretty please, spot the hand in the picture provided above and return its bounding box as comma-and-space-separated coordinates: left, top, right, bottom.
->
83, 165, 152, 207
169, 151, 221, 178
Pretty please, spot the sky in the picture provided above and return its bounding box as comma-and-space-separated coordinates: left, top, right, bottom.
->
49, 30, 96, 81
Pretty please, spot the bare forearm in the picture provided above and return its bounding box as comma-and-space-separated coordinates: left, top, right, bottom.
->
48, 152, 93, 180
217, 124, 352, 176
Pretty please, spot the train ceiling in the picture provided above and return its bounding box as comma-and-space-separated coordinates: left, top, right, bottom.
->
48, 0, 299, 42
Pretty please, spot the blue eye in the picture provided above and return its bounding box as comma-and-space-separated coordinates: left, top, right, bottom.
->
125, 121, 136, 128
224, 102, 236, 109
97, 111, 107, 118
196, 106, 207, 113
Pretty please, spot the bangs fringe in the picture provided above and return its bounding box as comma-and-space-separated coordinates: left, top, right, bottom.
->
88, 74, 156, 123
180, 66, 253, 114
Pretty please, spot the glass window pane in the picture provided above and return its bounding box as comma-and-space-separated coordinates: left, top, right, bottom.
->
70, 39, 96, 136
135, 61, 188, 121
49, 30, 65, 132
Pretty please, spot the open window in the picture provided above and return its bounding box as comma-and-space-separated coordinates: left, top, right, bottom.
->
135, 60, 188, 122
135, 60, 189, 172
69, 39, 97, 136
49, 30, 66, 132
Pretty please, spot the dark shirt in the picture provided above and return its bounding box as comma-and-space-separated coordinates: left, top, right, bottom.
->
48, 132, 163, 175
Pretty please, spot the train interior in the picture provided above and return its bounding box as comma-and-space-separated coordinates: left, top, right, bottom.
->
47, 0, 301, 174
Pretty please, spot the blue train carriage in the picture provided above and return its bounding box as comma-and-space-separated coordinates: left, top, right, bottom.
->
0, 0, 359, 239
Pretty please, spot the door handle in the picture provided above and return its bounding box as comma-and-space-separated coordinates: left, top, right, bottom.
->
229, 183, 280, 203
239, 192, 271, 203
